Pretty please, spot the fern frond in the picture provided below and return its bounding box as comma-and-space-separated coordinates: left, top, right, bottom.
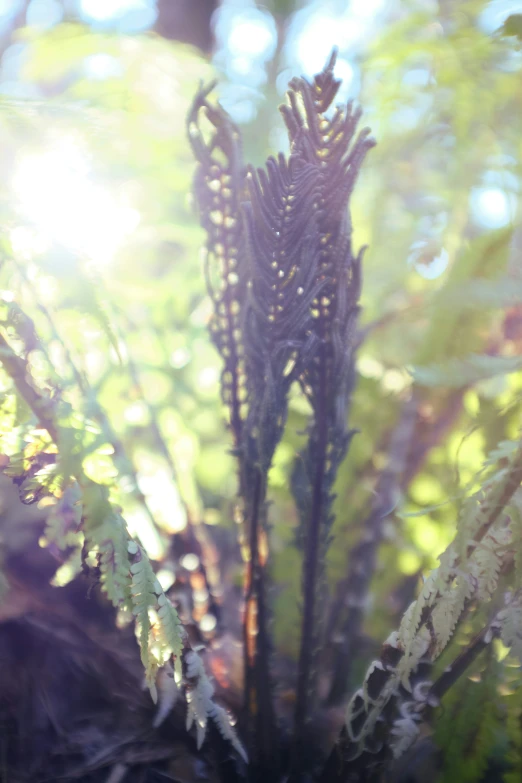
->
187, 95, 274, 760
320, 435, 522, 780
279, 51, 375, 760
128, 542, 184, 698
187, 84, 247, 444
242, 153, 324, 469
128, 542, 159, 693
184, 649, 247, 763
1, 273, 248, 766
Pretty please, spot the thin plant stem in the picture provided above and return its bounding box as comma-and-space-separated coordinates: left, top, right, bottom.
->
293, 355, 328, 770
243, 468, 278, 781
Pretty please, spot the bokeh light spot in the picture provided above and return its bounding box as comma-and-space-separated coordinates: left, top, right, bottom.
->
83, 53, 123, 80
227, 10, 277, 61
26, 0, 63, 28
200, 613, 217, 633
470, 187, 515, 229
181, 553, 200, 572
79, 0, 157, 31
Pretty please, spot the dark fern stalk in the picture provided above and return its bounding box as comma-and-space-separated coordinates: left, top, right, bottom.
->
187, 84, 247, 462
279, 53, 376, 772
240, 122, 334, 779
189, 54, 375, 780
187, 95, 260, 751
188, 88, 280, 776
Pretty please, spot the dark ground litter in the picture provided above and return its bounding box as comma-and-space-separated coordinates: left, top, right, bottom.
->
0, 549, 240, 783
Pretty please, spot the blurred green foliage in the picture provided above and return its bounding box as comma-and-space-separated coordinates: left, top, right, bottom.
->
0, 1, 521, 780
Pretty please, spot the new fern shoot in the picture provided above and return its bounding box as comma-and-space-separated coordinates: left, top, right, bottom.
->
189, 50, 375, 780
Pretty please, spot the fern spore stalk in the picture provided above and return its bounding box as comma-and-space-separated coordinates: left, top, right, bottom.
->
279, 53, 375, 772
189, 53, 375, 780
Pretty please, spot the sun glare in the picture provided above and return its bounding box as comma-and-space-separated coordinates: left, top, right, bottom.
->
293, 11, 364, 76
77, 0, 157, 32
227, 10, 276, 60
12, 140, 140, 262
470, 186, 515, 229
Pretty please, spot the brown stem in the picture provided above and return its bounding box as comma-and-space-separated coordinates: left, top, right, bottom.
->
0, 330, 58, 443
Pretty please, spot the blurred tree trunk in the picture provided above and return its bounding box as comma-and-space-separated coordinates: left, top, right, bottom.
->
1, 1, 218, 58
154, 0, 218, 53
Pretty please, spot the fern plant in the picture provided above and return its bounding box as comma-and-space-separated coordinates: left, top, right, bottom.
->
0, 309, 246, 762
320, 438, 522, 782
189, 51, 375, 779
2, 44, 522, 783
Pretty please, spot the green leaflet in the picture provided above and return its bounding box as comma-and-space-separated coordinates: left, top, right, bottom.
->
129, 542, 184, 698
130, 545, 158, 693
95, 512, 132, 608
502, 14, 522, 42
498, 593, 522, 663
0, 302, 245, 764
44, 480, 83, 549
157, 589, 184, 680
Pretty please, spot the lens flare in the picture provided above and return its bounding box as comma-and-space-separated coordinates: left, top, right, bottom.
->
12, 139, 140, 262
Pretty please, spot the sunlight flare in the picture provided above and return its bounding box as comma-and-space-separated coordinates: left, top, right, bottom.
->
12, 140, 140, 262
